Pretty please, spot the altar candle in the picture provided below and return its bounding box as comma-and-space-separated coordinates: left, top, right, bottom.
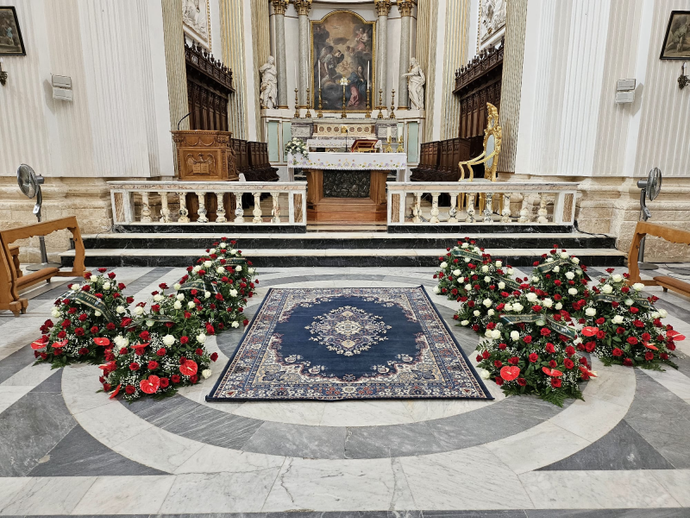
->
318, 63, 321, 86
387, 126, 391, 140
367, 61, 370, 86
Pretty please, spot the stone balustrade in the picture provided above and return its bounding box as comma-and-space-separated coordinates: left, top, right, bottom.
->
108, 181, 307, 225
386, 181, 579, 226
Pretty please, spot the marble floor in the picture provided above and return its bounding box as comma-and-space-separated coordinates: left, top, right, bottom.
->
1, 263, 690, 517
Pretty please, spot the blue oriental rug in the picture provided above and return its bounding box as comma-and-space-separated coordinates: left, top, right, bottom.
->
206, 287, 492, 402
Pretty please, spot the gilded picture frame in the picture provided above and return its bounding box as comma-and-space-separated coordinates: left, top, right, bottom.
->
311, 10, 375, 112
182, 0, 212, 51
0, 6, 26, 56
660, 11, 690, 60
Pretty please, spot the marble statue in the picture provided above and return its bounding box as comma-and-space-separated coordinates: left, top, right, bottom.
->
480, 0, 506, 43
402, 58, 425, 111
259, 56, 278, 109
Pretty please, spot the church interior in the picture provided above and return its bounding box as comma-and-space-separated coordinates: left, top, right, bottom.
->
1, 0, 690, 516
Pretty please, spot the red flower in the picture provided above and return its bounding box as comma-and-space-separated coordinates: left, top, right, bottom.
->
90, 326, 99, 334
585, 341, 596, 353
495, 376, 504, 386
549, 360, 558, 368
623, 358, 633, 367
564, 358, 574, 369
529, 353, 539, 363
494, 360, 503, 368
171, 374, 181, 383
74, 327, 85, 337
243, 319, 249, 326
633, 320, 645, 328
532, 305, 543, 313
180, 336, 189, 345
160, 377, 170, 388
523, 336, 533, 344
498, 343, 507, 350
565, 346, 575, 357
500, 366, 520, 381
612, 348, 623, 357
156, 347, 166, 357
551, 378, 562, 388
206, 324, 215, 335
581, 326, 599, 337
78, 348, 89, 355
545, 343, 556, 354
645, 352, 655, 361
180, 360, 198, 376
630, 307, 640, 314
660, 353, 669, 360
51, 339, 68, 349
190, 374, 199, 383
139, 331, 150, 341
508, 356, 519, 365
517, 378, 527, 386
195, 348, 203, 356
147, 361, 159, 370
140, 375, 161, 394
129, 362, 140, 371
627, 337, 639, 345
125, 385, 136, 395
542, 367, 563, 377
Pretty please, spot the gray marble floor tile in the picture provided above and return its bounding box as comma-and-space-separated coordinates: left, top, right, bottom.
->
526, 510, 690, 518
538, 419, 674, 471
0, 342, 36, 385
242, 420, 347, 459
0, 476, 96, 515
28, 424, 165, 477
0, 371, 77, 477
422, 512, 527, 518
344, 420, 446, 458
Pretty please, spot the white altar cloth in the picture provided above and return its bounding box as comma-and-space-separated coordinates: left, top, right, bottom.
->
305, 138, 381, 151
287, 152, 407, 182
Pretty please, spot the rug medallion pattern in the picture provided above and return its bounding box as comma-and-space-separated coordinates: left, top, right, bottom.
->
207, 287, 492, 401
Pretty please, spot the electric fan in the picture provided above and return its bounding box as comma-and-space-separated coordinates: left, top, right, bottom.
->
636, 167, 662, 270
16, 164, 61, 271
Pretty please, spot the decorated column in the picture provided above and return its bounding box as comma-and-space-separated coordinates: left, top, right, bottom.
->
375, 0, 392, 105
295, 0, 312, 107
270, 0, 289, 108
397, 0, 414, 109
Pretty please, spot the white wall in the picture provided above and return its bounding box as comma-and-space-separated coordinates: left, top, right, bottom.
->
515, 0, 690, 178
0, 0, 175, 179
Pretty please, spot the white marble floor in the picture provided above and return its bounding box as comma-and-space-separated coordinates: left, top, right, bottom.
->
1, 265, 690, 517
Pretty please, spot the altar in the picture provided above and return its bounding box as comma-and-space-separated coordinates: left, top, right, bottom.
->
287, 152, 407, 224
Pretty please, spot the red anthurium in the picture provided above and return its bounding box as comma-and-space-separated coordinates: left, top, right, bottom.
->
130, 342, 150, 351
93, 337, 111, 346
541, 367, 564, 377
643, 342, 659, 351
179, 360, 198, 376
500, 366, 521, 382
140, 375, 161, 395
51, 339, 68, 349
581, 326, 599, 338
30, 339, 47, 350
667, 330, 686, 342
108, 384, 121, 399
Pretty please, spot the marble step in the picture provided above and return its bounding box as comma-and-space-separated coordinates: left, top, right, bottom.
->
82, 231, 617, 251
61, 247, 626, 268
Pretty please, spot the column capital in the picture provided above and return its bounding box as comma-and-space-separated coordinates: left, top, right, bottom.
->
374, 0, 392, 17
397, 0, 415, 17
270, 0, 289, 15
293, 0, 312, 16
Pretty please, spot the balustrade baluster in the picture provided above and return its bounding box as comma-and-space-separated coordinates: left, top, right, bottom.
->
141, 192, 152, 222
178, 192, 190, 223
253, 192, 262, 223
483, 193, 494, 223
413, 192, 422, 223
196, 192, 209, 223
234, 192, 245, 223
465, 194, 476, 223
159, 192, 171, 223
501, 193, 512, 223
430, 192, 440, 223
537, 193, 548, 224
215, 192, 227, 223
270, 192, 281, 223
448, 193, 458, 223
518, 194, 529, 223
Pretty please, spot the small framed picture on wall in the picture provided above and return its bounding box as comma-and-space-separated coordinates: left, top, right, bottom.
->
660, 11, 690, 60
0, 6, 25, 56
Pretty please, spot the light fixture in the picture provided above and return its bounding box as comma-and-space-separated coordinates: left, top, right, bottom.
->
679, 62, 689, 90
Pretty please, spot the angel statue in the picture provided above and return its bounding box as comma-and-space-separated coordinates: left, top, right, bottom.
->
402, 57, 426, 111
259, 56, 278, 109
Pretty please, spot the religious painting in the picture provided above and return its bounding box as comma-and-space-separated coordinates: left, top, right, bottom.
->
660, 11, 690, 60
0, 7, 25, 56
182, 0, 211, 50
312, 11, 375, 112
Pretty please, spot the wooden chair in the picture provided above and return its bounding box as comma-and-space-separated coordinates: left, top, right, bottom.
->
0, 217, 85, 316
628, 221, 690, 298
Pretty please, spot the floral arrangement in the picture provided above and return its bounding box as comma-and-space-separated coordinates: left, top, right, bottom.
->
32, 269, 132, 368
580, 269, 682, 370
285, 138, 308, 159
434, 239, 487, 301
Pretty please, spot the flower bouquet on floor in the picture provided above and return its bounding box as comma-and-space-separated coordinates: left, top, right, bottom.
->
581, 269, 681, 370
529, 247, 591, 320
100, 287, 218, 402
32, 269, 133, 368
476, 292, 595, 406
433, 239, 495, 301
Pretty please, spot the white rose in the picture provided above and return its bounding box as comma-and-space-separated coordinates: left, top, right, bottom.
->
51, 307, 61, 318
231, 321, 240, 328
546, 257, 554, 263
568, 288, 578, 296
498, 282, 506, 290
484, 276, 491, 283
134, 306, 144, 316
572, 257, 580, 264
513, 303, 524, 313
612, 315, 624, 324
602, 284, 613, 294
188, 301, 196, 309
153, 294, 163, 302
113, 335, 129, 348
473, 310, 481, 317
229, 289, 238, 297
495, 261, 502, 268
174, 283, 181, 291
585, 308, 596, 317
484, 329, 494, 338
577, 269, 584, 276
532, 276, 539, 283
440, 262, 448, 269
173, 301, 182, 310
248, 268, 255, 275
465, 284, 472, 291
543, 298, 553, 308
176, 293, 185, 301
555, 303, 563, 310
553, 266, 560, 273
651, 312, 660, 319
433, 286, 441, 294
196, 333, 207, 343
565, 272, 575, 280
461, 243, 469, 249
204, 261, 212, 268
235, 266, 243, 272
625, 299, 634, 306
102, 282, 111, 291
146, 319, 154, 327
230, 249, 237, 255
478, 368, 491, 380
504, 303, 513, 312
204, 291, 211, 299
510, 330, 520, 341
217, 267, 225, 274
202, 369, 212, 379
482, 265, 489, 273
536, 319, 546, 327
458, 276, 465, 283
483, 299, 492, 308
161, 335, 175, 346
611, 274, 623, 283
559, 252, 568, 259
526, 292, 538, 302
193, 265, 201, 273
460, 320, 470, 326
633, 283, 645, 292
209, 248, 216, 255
116, 305, 126, 314
453, 269, 461, 277
71, 284, 80, 292
507, 268, 514, 275
659, 309, 668, 318
219, 242, 227, 248
464, 258, 470, 263
487, 309, 495, 317
491, 329, 501, 339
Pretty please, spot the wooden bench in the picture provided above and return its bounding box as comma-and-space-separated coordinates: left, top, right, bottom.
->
628, 221, 690, 298
0, 217, 85, 316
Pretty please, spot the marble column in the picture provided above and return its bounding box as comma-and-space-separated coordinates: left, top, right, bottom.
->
161, 0, 189, 131
295, 0, 312, 107
397, 1, 415, 109
375, 1, 392, 105
270, 0, 289, 108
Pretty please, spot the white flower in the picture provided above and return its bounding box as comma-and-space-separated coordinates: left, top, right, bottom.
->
555, 302, 563, 310
513, 303, 524, 313
174, 283, 181, 291
565, 272, 575, 280
487, 309, 495, 316
553, 266, 560, 273
209, 248, 216, 255
453, 269, 461, 277
559, 252, 568, 259
484, 276, 491, 283
568, 288, 578, 296
116, 305, 126, 314
188, 301, 196, 309
440, 262, 448, 269
204, 260, 212, 268
133, 306, 144, 316
153, 294, 163, 302
543, 298, 553, 308
659, 309, 668, 318
651, 312, 660, 319
602, 284, 613, 294
113, 335, 129, 348
483, 299, 492, 308
464, 258, 470, 263
176, 293, 185, 301
478, 368, 491, 380
495, 261, 503, 268
491, 329, 501, 339
235, 265, 243, 272
576, 269, 584, 276
546, 257, 554, 263
484, 329, 494, 338
536, 319, 546, 327
585, 307, 597, 317
196, 333, 206, 344
217, 267, 225, 274
193, 265, 201, 273
526, 292, 538, 302
461, 242, 469, 249
229, 289, 238, 297
465, 284, 472, 291
498, 282, 505, 290
433, 286, 441, 294
202, 369, 212, 379
482, 265, 489, 273
625, 298, 634, 306
458, 276, 465, 283
173, 301, 182, 310
248, 268, 255, 275
532, 276, 539, 283
102, 282, 111, 291
71, 284, 80, 292
219, 242, 227, 249
162, 335, 175, 346
460, 320, 470, 326
611, 274, 623, 283
507, 268, 514, 275
633, 283, 645, 292
231, 321, 240, 328
204, 291, 211, 299
146, 319, 154, 327
504, 303, 513, 312
612, 315, 624, 324
473, 310, 481, 317
572, 257, 580, 264
230, 249, 238, 256
510, 330, 520, 341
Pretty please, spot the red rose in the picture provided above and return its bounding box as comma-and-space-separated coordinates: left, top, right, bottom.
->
190, 374, 198, 383
126, 296, 134, 304
623, 358, 633, 367
532, 305, 543, 313
476, 355, 483, 362
660, 353, 669, 360
645, 352, 654, 361
90, 326, 99, 334
529, 353, 539, 363
57, 331, 67, 339
641, 332, 651, 341
78, 348, 88, 355
160, 377, 170, 388
148, 361, 159, 370
633, 320, 644, 328
74, 327, 85, 337
549, 360, 558, 368
551, 378, 562, 388
139, 331, 150, 341
523, 336, 533, 344
630, 307, 639, 314
565, 346, 575, 356
78, 313, 88, 322
156, 347, 166, 356
180, 336, 189, 345
596, 330, 606, 339
482, 350, 491, 359
627, 337, 639, 345
616, 327, 625, 335
612, 348, 623, 357
517, 378, 527, 386
125, 385, 136, 394
195, 348, 203, 356
494, 360, 503, 368
184, 312, 192, 319
596, 318, 605, 325
564, 358, 574, 369
545, 343, 556, 354
172, 374, 181, 383
508, 356, 519, 365
206, 324, 215, 335
498, 343, 507, 350
243, 319, 249, 326
585, 341, 596, 353
129, 362, 140, 371
495, 376, 504, 386
106, 323, 116, 331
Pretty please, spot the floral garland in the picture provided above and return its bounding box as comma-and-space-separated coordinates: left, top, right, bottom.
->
285, 138, 308, 158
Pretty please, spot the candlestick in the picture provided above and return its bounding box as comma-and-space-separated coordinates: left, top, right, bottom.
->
390, 89, 396, 119
305, 86, 311, 117
387, 126, 391, 139
397, 129, 404, 153
384, 135, 393, 153
294, 88, 300, 119
365, 87, 371, 118
339, 76, 348, 118
377, 88, 384, 119
317, 87, 323, 118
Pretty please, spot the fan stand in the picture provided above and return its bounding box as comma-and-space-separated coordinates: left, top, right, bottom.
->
24, 204, 61, 273
636, 182, 658, 271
